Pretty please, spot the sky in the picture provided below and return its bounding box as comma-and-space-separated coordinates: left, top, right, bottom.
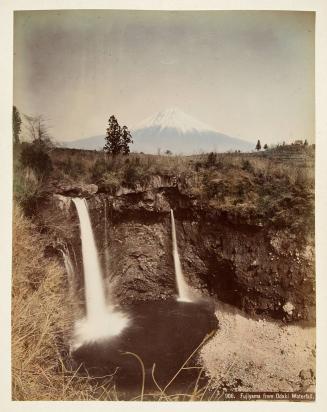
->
13, 10, 315, 144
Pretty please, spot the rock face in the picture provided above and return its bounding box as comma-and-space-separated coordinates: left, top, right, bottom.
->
43, 176, 315, 323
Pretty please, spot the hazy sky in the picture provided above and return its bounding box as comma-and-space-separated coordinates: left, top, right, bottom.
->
13, 10, 315, 144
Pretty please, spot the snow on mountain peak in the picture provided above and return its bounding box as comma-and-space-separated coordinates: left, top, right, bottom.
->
133, 107, 216, 134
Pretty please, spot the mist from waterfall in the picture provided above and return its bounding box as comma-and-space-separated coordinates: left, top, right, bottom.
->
72, 198, 129, 349
170, 209, 193, 302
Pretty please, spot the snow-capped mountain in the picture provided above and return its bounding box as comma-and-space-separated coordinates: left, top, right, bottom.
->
134, 107, 213, 134
131, 108, 252, 154
64, 108, 253, 154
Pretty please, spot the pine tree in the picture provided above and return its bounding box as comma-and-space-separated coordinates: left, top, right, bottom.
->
121, 125, 133, 155
255, 139, 261, 151
263, 143, 268, 150
13, 106, 22, 144
104, 115, 122, 155
104, 116, 133, 155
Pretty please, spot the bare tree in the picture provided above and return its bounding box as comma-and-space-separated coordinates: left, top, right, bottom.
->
24, 114, 53, 146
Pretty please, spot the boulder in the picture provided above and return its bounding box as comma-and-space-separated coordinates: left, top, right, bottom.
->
299, 369, 314, 380
282, 301, 295, 315
56, 183, 98, 197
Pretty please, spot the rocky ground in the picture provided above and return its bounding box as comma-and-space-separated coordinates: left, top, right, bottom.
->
200, 300, 316, 394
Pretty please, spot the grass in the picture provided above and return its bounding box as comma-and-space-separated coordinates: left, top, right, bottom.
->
121, 330, 217, 401
50, 148, 195, 185
50, 145, 314, 182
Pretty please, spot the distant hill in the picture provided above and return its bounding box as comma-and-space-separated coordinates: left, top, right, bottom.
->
64, 135, 105, 151
64, 108, 253, 154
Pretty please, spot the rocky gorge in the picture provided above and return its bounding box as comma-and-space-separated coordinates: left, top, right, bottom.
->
40, 173, 315, 325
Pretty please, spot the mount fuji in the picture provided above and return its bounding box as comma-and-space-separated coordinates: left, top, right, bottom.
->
64, 108, 253, 154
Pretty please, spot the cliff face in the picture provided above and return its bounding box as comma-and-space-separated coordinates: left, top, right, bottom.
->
42, 175, 315, 323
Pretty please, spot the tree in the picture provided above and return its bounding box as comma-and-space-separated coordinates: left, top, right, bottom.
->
104, 115, 121, 155
121, 125, 133, 155
206, 152, 217, 167
104, 115, 133, 155
304, 139, 308, 146
165, 149, 172, 155
24, 114, 53, 146
20, 114, 54, 177
263, 143, 268, 150
255, 139, 261, 151
13, 106, 22, 144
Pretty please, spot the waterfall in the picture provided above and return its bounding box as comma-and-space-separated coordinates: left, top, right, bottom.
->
60, 246, 76, 301
103, 198, 110, 276
72, 198, 129, 349
170, 209, 193, 302
61, 247, 75, 283
73, 198, 108, 318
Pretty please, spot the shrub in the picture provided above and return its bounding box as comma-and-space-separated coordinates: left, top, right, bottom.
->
99, 172, 122, 194
203, 173, 226, 200
89, 158, 108, 180
14, 168, 44, 216
241, 159, 254, 173
60, 157, 86, 179
123, 164, 144, 187
206, 152, 217, 167
20, 142, 53, 178
89, 155, 127, 181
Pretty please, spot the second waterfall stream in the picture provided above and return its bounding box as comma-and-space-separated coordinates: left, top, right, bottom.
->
72, 198, 129, 349
170, 209, 193, 302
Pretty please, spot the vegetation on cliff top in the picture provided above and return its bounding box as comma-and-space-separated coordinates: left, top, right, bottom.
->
14, 139, 314, 231
24, 144, 314, 232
